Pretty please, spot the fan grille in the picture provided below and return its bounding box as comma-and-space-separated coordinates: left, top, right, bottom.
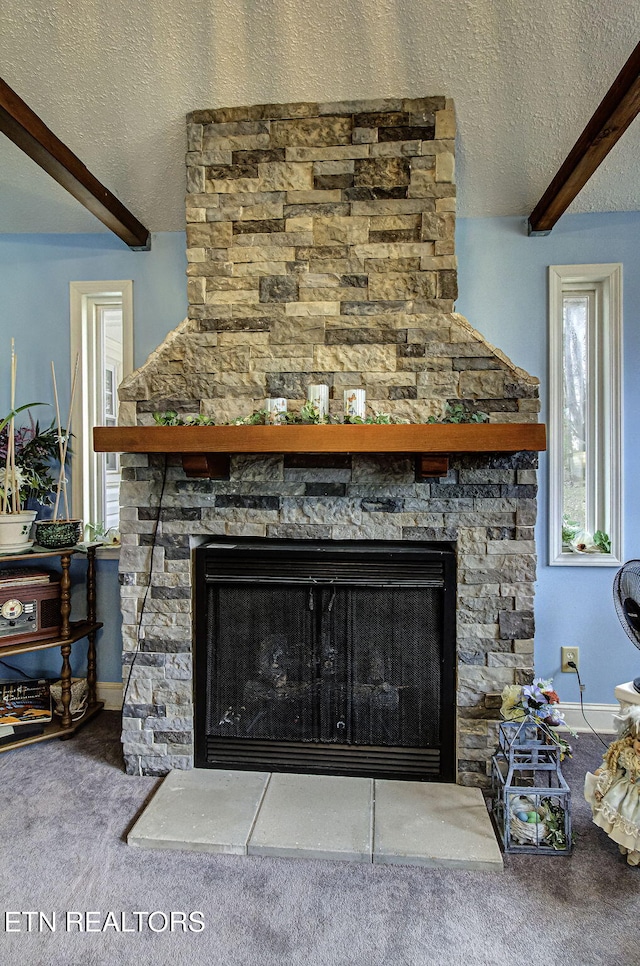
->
613, 561, 640, 649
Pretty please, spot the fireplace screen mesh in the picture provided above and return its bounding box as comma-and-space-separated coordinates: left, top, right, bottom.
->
206, 584, 441, 748
195, 541, 455, 780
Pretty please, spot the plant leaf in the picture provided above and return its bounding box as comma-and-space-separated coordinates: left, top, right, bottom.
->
0, 401, 48, 434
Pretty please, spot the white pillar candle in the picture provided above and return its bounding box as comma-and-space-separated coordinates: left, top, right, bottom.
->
344, 388, 366, 419
265, 397, 287, 424
307, 384, 329, 418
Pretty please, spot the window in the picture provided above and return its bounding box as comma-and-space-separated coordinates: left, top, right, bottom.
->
70, 281, 133, 538
548, 264, 622, 566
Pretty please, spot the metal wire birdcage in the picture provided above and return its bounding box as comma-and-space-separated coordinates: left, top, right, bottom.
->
490, 718, 572, 855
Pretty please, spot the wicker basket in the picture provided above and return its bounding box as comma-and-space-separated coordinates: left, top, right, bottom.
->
509, 795, 548, 846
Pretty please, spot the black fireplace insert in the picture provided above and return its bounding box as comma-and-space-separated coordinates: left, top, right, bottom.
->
194, 539, 456, 781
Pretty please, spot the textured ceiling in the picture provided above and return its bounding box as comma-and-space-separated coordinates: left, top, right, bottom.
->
1, 0, 639, 233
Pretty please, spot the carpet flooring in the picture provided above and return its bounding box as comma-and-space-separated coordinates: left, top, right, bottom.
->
0, 712, 638, 966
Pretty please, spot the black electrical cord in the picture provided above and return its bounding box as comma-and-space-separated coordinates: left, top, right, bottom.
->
568, 660, 609, 749
0, 658, 32, 679
121, 455, 168, 713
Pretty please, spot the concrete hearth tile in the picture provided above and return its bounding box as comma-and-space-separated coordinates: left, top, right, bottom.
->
373, 781, 503, 871
248, 773, 373, 862
128, 769, 269, 855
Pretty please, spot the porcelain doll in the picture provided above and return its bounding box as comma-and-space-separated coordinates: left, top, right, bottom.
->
585, 710, 640, 866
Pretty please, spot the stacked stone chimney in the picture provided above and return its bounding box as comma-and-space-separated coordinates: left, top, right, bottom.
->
117, 97, 540, 784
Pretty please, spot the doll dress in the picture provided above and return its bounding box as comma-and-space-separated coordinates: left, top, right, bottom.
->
585, 746, 640, 854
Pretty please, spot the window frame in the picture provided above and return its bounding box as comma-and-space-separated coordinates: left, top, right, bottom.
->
548, 263, 623, 567
103, 362, 119, 473
69, 280, 133, 539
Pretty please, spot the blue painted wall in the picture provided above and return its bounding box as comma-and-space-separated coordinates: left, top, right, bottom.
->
1, 214, 638, 702
0, 231, 187, 407
0, 232, 187, 683
456, 212, 640, 705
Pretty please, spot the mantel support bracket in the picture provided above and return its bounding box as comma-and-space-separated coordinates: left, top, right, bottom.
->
181, 454, 231, 479
417, 456, 450, 479
180, 452, 450, 480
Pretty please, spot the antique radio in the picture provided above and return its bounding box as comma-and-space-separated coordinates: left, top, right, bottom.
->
0, 572, 62, 647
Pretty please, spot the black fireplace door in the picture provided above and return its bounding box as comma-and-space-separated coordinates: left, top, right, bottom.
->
194, 541, 455, 781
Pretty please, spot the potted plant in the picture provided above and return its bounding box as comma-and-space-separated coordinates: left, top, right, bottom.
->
0, 414, 39, 554
0, 345, 73, 555
0, 344, 57, 553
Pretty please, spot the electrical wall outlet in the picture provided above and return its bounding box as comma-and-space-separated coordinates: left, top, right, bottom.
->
561, 646, 579, 672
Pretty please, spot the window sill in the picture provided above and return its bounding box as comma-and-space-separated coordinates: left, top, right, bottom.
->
95, 545, 120, 560
75, 542, 121, 560
550, 551, 622, 568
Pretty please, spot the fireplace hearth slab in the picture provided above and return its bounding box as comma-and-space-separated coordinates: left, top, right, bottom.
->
127, 770, 502, 870
248, 773, 373, 863
373, 780, 502, 871
127, 769, 269, 854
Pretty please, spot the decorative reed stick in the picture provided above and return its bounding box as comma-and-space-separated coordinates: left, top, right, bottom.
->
2, 340, 18, 514
1, 347, 10, 511
11, 341, 17, 512
53, 354, 79, 522
1, 420, 9, 513
51, 361, 70, 520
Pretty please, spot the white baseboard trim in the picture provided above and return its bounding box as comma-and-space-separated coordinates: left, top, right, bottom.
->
559, 702, 618, 734
97, 681, 123, 711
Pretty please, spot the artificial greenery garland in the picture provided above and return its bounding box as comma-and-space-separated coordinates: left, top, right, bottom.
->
152, 401, 489, 428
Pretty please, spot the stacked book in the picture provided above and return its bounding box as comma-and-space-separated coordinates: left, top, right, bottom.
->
0, 678, 52, 745
0, 567, 54, 589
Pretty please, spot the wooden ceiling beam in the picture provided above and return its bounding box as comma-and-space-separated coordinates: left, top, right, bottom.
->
528, 40, 640, 235
0, 77, 150, 250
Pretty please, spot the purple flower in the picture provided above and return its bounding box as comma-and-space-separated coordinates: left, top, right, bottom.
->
522, 683, 546, 708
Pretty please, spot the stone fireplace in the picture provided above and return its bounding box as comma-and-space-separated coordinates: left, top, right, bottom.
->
116, 96, 540, 785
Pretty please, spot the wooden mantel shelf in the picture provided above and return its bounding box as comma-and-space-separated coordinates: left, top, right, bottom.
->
94, 423, 546, 479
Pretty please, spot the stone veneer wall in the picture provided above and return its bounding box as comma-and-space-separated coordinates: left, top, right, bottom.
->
117, 97, 541, 785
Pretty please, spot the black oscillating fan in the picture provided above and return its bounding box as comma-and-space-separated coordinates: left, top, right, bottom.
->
613, 560, 640, 693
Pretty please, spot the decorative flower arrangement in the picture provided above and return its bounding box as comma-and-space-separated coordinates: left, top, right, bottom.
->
562, 515, 611, 554
0, 410, 63, 510
500, 677, 575, 758
83, 522, 121, 548
501, 678, 562, 725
